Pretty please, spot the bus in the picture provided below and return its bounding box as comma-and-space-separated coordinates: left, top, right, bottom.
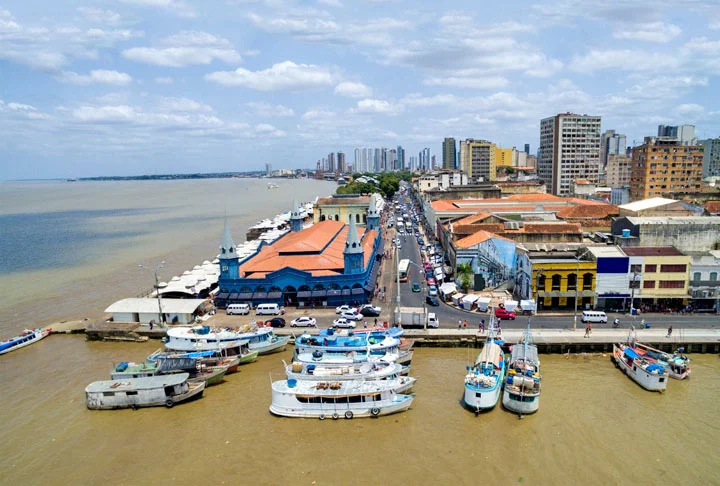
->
398, 259, 410, 282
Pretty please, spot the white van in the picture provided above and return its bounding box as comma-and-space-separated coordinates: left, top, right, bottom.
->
227, 303, 250, 315
256, 303, 281, 316
581, 311, 607, 323
427, 313, 439, 328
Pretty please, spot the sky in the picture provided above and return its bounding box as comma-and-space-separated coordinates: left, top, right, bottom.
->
1, 0, 720, 179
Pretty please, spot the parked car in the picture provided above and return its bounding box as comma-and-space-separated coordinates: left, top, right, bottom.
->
427, 312, 439, 328
495, 308, 516, 320
426, 295, 440, 306
332, 318, 357, 329
359, 304, 381, 317
411, 282, 421, 292
341, 310, 363, 321
335, 305, 355, 314
265, 317, 286, 328
427, 278, 436, 286
290, 316, 317, 327
428, 285, 438, 296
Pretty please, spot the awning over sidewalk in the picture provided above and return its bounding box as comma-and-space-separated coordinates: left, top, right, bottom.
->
538, 291, 596, 298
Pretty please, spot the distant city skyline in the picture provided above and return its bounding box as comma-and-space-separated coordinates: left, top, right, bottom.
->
1, 1, 720, 179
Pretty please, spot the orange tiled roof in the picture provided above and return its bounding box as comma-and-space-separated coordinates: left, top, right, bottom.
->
240, 220, 377, 277
452, 211, 493, 226
705, 201, 720, 214
556, 204, 619, 219
456, 230, 515, 248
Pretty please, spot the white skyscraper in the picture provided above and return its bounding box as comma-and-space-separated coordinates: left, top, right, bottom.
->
354, 148, 361, 173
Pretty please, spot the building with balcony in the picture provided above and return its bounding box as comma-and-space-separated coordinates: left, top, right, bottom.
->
623, 246, 691, 312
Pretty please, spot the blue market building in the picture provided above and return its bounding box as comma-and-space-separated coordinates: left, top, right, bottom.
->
216, 196, 383, 308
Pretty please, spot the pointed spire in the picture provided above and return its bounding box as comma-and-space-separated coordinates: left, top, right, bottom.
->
368, 193, 378, 216
290, 197, 303, 232
344, 215, 363, 254
220, 216, 237, 259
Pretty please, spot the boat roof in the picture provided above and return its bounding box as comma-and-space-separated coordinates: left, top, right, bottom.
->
510, 344, 539, 364
85, 373, 189, 392
272, 378, 401, 395
476, 342, 503, 366
623, 347, 639, 359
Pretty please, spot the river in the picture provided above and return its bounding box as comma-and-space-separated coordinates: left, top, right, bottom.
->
0, 341, 718, 484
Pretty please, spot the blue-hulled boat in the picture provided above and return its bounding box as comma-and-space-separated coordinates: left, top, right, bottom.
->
0, 328, 50, 356
294, 329, 402, 360
464, 326, 506, 413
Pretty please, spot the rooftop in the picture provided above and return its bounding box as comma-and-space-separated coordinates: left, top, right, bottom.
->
588, 246, 627, 258
622, 246, 684, 257
455, 230, 515, 249
704, 201, 720, 214
556, 204, 619, 220
316, 195, 371, 206
624, 216, 720, 225
105, 298, 207, 314
619, 197, 678, 212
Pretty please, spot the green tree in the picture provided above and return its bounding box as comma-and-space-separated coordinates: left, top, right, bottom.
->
457, 262, 474, 293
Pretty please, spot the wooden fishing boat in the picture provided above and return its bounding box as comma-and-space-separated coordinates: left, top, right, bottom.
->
612, 344, 668, 392
86, 373, 205, 410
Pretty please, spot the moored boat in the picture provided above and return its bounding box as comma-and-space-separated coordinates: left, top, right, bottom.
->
634, 343, 691, 380
269, 378, 415, 419
285, 360, 411, 385
612, 344, 668, 392
0, 328, 50, 356
464, 324, 506, 413
165, 325, 288, 356
85, 373, 205, 410
294, 330, 402, 359
502, 324, 541, 416
294, 349, 413, 368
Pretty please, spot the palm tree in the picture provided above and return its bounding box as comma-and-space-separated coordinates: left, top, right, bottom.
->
456, 262, 474, 293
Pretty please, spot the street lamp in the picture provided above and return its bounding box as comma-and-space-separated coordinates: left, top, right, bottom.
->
573, 249, 593, 331
140, 261, 166, 327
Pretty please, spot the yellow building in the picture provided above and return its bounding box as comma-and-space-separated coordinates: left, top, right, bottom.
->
624, 246, 691, 310
495, 147, 513, 167
459, 139, 496, 182
313, 194, 371, 225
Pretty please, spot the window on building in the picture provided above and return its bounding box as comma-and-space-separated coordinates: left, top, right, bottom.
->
660, 264, 687, 273
710, 272, 718, 282
630, 264, 642, 273
693, 272, 701, 281
582, 273, 593, 290
567, 274, 577, 291
537, 274, 546, 291
644, 264, 657, 272
551, 274, 561, 291
643, 280, 655, 289
659, 281, 685, 289
629, 279, 640, 289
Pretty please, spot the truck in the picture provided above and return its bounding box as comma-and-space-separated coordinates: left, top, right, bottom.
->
394, 307, 427, 328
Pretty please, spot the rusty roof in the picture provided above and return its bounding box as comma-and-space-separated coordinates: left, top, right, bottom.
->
704, 201, 720, 214
556, 204, 619, 219
622, 246, 684, 257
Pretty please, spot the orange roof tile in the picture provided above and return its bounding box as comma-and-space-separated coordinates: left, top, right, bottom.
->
705, 201, 720, 214
556, 204, 619, 219
452, 211, 493, 226
455, 230, 515, 249
240, 220, 377, 277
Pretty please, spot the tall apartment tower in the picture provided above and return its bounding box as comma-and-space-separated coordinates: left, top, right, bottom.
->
658, 125, 697, 145
701, 138, 720, 178
459, 139, 497, 182
442, 137, 457, 170
606, 154, 632, 188
396, 146, 405, 171
337, 152, 346, 173
630, 136, 704, 201
327, 152, 336, 173
265, 163, 272, 177
600, 129, 627, 166
524, 143, 530, 154
539, 113, 601, 196
354, 148, 360, 173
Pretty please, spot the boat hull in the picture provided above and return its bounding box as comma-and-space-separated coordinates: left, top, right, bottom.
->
501, 388, 539, 415
254, 336, 289, 355
269, 394, 414, 419
463, 382, 503, 411
0, 329, 50, 356
612, 345, 668, 392
238, 351, 259, 364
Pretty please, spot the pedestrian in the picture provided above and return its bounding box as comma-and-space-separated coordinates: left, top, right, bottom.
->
584, 324, 592, 338
463, 319, 467, 329
667, 325, 673, 337
364, 320, 368, 329
149, 320, 154, 331
458, 319, 462, 329
481, 319, 485, 332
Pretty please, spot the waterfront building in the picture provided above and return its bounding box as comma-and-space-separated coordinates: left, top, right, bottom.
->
217, 201, 383, 308
606, 154, 631, 188
701, 137, 720, 179
443, 138, 456, 170
600, 130, 627, 167
451, 230, 516, 291
658, 124, 697, 145
105, 298, 207, 325
629, 136, 704, 201
539, 113, 602, 196
689, 251, 720, 312
459, 139, 497, 182
313, 193, 385, 225
623, 246, 691, 312
328, 152, 336, 173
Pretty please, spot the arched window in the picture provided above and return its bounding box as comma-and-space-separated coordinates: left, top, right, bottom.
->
693, 272, 701, 281
567, 274, 577, 291
356, 213, 360, 224
334, 214, 339, 221
582, 273, 593, 290
551, 274, 561, 291
320, 215, 326, 222
537, 274, 546, 291
363, 214, 367, 224
711, 272, 718, 281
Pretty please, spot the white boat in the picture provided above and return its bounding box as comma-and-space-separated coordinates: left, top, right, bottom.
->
165, 325, 289, 355
464, 325, 506, 413
612, 344, 669, 392
269, 378, 415, 419
267, 182, 279, 189
634, 343, 691, 380
0, 328, 50, 356
502, 324, 541, 415
285, 360, 412, 386
294, 349, 413, 369
85, 373, 205, 410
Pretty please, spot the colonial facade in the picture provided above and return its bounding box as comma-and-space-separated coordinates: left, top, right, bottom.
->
217, 199, 383, 308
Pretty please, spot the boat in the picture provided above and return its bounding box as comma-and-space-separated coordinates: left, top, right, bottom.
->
285, 360, 412, 385
267, 182, 279, 189
85, 373, 205, 410
294, 349, 413, 370
190, 364, 227, 387
165, 325, 288, 356
612, 343, 668, 392
464, 324, 506, 413
502, 323, 541, 415
634, 343, 691, 380
269, 378, 415, 419
0, 328, 50, 356
294, 330, 402, 359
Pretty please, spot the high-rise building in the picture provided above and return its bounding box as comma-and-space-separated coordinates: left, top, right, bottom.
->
495, 147, 513, 167
524, 143, 530, 154
397, 146, 405, 171
327, 152, 336, 173
354, 148, 360, 173
431, 155, 436, 170
421, 148, 431, 171
630, 136, 704, 201
459, 139, 497, 182
600, 129, 627, 167
337, 151, 346, 173
409, 156, 417, 170
539, 113, 601, 196
265, 163, 272, 177
658, 124, 697, 145
442, 138, 456, 170
374, 148, 381, 173
701, 138, 720, 179
606, 154, 632, 188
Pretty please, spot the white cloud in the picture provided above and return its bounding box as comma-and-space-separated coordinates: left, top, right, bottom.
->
157, 97, 213, 112
677, 103, 704, 114
334, 81, 372, 98
71, 104, 223, 127
119, 0, 195, 18
711, 20, 720, 30
353, 99, 400, 114
570, 49, 682, 73
246, 102, 295, 117
206, 61, 337, 91
77, 7, 125, 26
123, 31, 241, 67
684, 36, 720, 54
254, 123, 286, 136
154, 77, 174, 84
56, 70, 133, 85
423, 75, 508, 90
613, 22, 681, 43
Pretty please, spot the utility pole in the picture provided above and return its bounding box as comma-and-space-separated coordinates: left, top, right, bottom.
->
573, 249, 592, 331
140, 261, 166, 327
